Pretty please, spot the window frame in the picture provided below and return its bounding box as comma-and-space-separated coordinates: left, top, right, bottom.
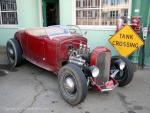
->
72, 0, 132, 30
0, 0, 18, 28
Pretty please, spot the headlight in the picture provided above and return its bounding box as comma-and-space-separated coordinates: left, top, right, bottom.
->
114, 59, 125, 70
90, 66, 99, 78
119, 61, 125, 70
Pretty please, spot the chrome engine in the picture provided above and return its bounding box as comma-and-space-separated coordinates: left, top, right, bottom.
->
69, 43, 90, 66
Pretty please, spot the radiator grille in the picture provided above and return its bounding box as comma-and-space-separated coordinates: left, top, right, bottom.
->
96, 52, 111, 85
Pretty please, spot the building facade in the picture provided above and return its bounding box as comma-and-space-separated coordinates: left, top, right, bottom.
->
0, 0, 150, 66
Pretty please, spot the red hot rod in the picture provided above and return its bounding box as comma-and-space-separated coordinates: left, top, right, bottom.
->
6, 25, 133, 105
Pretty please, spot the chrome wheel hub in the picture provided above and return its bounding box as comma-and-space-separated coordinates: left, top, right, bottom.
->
64, 77, 75, 94
8, 48, 14, 56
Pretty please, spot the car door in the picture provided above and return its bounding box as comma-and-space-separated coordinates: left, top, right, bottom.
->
27, 33, 45, 66
44, 38, 59, 71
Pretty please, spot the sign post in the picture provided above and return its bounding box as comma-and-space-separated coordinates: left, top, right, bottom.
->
109, 24, 144, 57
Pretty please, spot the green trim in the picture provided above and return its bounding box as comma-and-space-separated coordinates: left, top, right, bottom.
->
42, 0, 47, 26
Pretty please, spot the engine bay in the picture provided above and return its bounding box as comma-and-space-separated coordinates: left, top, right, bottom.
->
68, 43, 90, 66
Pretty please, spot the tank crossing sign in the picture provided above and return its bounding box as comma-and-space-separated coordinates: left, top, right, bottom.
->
109, 24, 144, 57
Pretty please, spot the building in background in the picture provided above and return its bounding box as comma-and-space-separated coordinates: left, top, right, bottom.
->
0, 0, 150, 66
0, 0, 18, 25
76, 0, 129, 25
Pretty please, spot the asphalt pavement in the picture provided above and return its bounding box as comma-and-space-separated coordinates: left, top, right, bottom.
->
0, 61, 150, 113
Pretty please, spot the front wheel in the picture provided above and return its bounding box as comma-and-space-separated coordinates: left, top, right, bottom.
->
111, 56, 134, 87
58, 63, 88, 105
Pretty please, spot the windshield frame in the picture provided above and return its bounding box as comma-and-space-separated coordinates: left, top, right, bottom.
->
25, 25, 83, 39
46, 25, 72, 39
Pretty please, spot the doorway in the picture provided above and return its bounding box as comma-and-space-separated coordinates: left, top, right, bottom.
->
42, 0, 59, 26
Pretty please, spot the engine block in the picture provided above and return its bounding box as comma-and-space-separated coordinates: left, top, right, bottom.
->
68, 43, 90, 66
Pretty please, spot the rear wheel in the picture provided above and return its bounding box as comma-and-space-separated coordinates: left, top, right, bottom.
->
111, 56, 134, 87
58, 63, 88, 105
6, 38, 23, 67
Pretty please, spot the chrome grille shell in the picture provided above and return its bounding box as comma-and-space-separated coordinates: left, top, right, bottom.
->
96, 52, 111, 85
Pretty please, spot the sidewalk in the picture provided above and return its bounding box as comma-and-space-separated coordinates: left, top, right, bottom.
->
0, 61, 150, 113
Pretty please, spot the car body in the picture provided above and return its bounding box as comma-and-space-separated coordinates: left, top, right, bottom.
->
6, 25, 134, 105
14, 26, 87, 73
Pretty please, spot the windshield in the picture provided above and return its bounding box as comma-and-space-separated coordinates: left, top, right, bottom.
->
26, 25, 82, 39
46, 25, 70, 35
46, 25, 82, 39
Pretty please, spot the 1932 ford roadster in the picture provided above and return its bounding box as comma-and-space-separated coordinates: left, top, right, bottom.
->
6, 25, 133, 105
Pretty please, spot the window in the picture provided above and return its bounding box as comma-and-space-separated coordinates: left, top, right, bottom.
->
76, 0, 130, 26
0, 0, 18, 25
